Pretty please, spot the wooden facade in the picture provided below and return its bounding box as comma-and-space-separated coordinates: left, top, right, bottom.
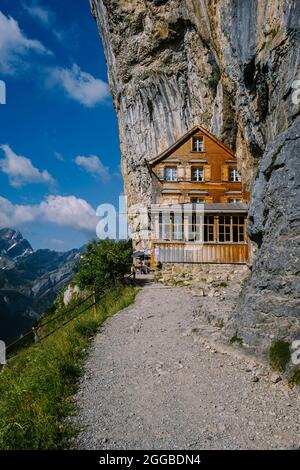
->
149, 126, 249, 205
153, 242, 249, 264
147, 126, 250, 265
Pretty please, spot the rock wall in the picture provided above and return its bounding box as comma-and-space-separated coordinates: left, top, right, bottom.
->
90, 0, 300, 354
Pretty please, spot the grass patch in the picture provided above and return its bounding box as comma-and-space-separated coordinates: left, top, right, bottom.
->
0, 286, 138, 450
264, 143, 284, 181
215, 281, 228, 288
214, 322, 224, 329
208, 66, 221, 96
269, 25, 280, 39
230, 335, 243, 346
269, 339, 291, 372
171, 278, 183, 286
288, 369, 300, 389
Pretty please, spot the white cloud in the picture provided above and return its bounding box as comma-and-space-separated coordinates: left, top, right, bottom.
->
0, 144, 55, 188
0, 196, 38, 226
0, 195, 99, 234
54, 151, 64, 161
39, 195, 98, 232
23, 2, 54, 27
52, 29, 65, 42
0, 10, 52, 74
50, 238, 65, 246
47, 64, 110, 107
74, 155, 110, 182
23, 2, 65, 44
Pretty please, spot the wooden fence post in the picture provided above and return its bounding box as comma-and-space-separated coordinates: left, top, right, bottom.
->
93, 288, 97, 317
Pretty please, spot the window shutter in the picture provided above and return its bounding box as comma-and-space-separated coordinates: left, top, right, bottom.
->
204, 165, 211, 181
160, 166, 165, 180
222, 165, 229, 181
186, 165, 192, 181
177, 165, 185, 180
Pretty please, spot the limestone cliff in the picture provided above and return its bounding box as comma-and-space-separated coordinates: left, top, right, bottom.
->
90, 0, 300, 354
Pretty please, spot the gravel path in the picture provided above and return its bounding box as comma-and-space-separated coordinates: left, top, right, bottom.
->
74, 283, 300, 450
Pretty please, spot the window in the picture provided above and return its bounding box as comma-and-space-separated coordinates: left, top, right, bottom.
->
159, 211, 183, 241
192, 136, 204, 152
204, 215, 215, 242
187, 211, 203, 242
191, 166, 204, 182
157, 212, 246, 243
232, 216, 245, 242
228, 198, 242, 204
172, 213, 184, 241
164, 166, 177, 181
159, 212, 170, 240
200, 214, 247, 243
218, 215, 231, 242
218, 215, 245, 243
229, 167, 241, 182
191, 197, 205, 204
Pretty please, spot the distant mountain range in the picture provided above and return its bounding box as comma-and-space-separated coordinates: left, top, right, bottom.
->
0, 228, 83, 344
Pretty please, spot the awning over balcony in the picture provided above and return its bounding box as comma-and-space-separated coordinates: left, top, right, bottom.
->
188, 190, 209, 195
133, 249, 151, 258
201, 203, 248, 213
150, 202, 248, 214
161, 189, 181, 194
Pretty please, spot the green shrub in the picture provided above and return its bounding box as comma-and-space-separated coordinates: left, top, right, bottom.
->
74, 319, 99, 338
208, 67, 221, 96
216, 281, 228, 288
288, 369, 300, 388
230, 335, 243, 346
269, 340, 291, 372
269, 25, 280, 39
76, 239, 132, 291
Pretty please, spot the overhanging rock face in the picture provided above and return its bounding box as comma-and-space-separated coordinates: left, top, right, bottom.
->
90, 0, 300, 354
226, 117, 300, 352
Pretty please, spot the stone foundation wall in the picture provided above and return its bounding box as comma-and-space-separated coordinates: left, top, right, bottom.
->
156, 263, 249, 286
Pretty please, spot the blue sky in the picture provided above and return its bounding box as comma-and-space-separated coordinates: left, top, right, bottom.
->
0, 0, 123, 251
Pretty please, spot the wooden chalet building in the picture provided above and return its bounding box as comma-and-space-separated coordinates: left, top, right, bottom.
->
147, 126, 250, 266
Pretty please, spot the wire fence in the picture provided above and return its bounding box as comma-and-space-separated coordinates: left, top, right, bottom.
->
2, 273, 135, 363
4, 290, 94, 354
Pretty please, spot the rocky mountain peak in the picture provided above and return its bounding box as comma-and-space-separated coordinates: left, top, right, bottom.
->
0, 228, 33, 260
0, 229, 83, 344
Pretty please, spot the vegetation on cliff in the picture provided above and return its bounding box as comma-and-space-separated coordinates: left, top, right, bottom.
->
76, 239, 132, 290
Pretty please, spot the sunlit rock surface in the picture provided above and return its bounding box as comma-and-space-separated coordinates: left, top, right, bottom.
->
91, 0, 300, 354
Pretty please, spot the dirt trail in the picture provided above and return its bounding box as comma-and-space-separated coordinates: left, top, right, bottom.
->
74, 283, 299, 450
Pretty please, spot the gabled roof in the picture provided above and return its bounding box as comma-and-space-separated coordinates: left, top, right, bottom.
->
148, 125, 236, 165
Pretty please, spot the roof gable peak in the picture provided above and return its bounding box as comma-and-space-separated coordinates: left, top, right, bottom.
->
149, 125, 236, 165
